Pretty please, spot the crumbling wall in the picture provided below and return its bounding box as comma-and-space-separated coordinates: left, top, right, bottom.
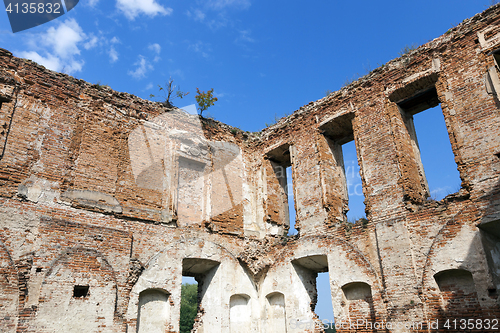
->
0, 4, 500, 333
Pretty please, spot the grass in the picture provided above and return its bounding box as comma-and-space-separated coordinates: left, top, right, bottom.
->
341, 73, 361, 88
93, 80, 109, 90
230, 127, 243, 135
398, 43, 419, 57
265, 112, 290, 127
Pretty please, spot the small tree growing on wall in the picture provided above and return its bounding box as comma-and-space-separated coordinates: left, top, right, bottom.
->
150, 77, 189, 108
195, 88, 218, 116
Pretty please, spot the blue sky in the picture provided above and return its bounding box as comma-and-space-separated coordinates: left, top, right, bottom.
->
0, 0, 489, 324
0, 0, 494, 131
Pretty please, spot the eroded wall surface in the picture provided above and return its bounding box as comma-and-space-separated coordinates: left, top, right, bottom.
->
1, 4, 500, 333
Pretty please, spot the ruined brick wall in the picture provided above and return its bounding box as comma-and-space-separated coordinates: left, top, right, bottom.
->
1, 4, 500, 333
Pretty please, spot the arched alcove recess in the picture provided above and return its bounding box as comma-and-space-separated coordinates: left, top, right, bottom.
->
288, 236, 385, 326
126, 237, 237, 333
0, 240, 18, 333
341, 282, 375, 324
433, 269, 480, 317
265, 292, 286, 333
229, 294, 251, 333
33, 248, 119, 333
420, 206, 497, 324
137, 289, 171, 333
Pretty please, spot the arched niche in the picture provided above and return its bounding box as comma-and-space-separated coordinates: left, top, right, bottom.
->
137, 289, 171, 333
35, 248, 118, 333
341, 282, 374, 323
342, 281, 372, 301
433, 268, 480, 317
265, 292, 286, 333
434, 269, 475, 293
229, 294, 251, 333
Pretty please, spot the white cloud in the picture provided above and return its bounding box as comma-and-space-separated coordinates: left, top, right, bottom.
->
148, 43, 161, 62
17, 51, 62, 72
195, 9, 206, 21
144, 82, 153, 90
128, 55, 153, 79
430, 186, 452, 198
236, 30, 254, 43
42, 18, 86, 58
188, 41, 211, 58
109, 46, 119, 63
206, 0, 251, 10
84, 35, 99, 50
187, 0, 248, 29
188, 8, 206, 21
170, 69, 185, 80
208, 16, 230, 30
17, 18, 87, 74
108, 36, 120, 62
148, 43, 161, 54
116, 0, 173, 20
87, 0, 100, 7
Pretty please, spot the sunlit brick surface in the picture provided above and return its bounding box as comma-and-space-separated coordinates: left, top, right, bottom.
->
1, 5, 500, 333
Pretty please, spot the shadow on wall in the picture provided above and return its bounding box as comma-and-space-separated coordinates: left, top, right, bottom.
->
182, 257, 220, 332
230, 294, 251, 333
137, 289, 171, 333
423, 176, 500, 331
341, 282, 376, 327
265, 292, 287, 333
126, 110, 244, 230
0, 240, 18, 333
34, 248, 119, 333
477, 175, 500, 317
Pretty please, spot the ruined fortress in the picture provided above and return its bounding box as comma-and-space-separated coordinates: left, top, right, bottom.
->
1, 5, 500, 333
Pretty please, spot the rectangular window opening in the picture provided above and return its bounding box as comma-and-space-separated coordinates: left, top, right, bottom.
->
341, 140, 366, 222
181, 258, 219, 333
484, 50, 500, 97
320, 113, 366, 223
493, 51, 500, 72
181, 276, 199, 333
73, 285, 89, 298
315, 272, 335, 330
266, 144, 295, 235
286, 166, 297, 235
398, 87, 461, 201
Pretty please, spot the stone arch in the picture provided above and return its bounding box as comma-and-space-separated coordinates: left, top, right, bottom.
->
34, 247, 119, 333
127, 237, 239, 333
0, 240, 18, 333
229, 293, 251, 333
420, 206, 492, 322
137, 288, 171, 333
420, 205, 483, 290
284, 236, 384, 323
